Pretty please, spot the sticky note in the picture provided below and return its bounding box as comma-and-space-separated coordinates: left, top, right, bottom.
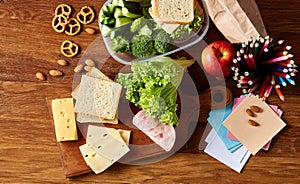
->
227, 95, 283, 151
208, 102, 242, 152
223, 95, 286, 155
51, 98, 78, 142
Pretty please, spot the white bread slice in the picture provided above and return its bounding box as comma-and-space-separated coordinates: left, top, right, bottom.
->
74, 75, 121, 120
72, 84, 80, 100
74, 75, 98, 116
76, 113, 118, 124
152, 0, 195, 24
72, 67, 113, 100
148, 7, 180, 34
73, 67, 120, 123
93, 79, 122, 120
86, 67, 113, 82
76, 113, 100, 123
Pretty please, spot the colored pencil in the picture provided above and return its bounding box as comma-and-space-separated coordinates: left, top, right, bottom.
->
232, 35, 296, 100
275, 85, 285, 101
261, 54, 293, 64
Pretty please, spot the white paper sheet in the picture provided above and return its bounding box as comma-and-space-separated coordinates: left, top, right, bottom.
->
204, 129, 251, 173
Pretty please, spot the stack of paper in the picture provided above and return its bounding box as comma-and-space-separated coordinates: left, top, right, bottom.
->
204, 95, 285, 173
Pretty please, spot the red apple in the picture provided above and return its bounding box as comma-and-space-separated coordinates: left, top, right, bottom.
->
201, 41, 236, 77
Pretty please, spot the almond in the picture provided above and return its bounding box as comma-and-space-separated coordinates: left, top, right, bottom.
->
246, 109, 255, 117
57, 59, 68, 66
49, 69, 63, 77
85, 59, 96, 67
85, 27, 96, 35
248, 119, 259, 127
74, 64, 84, 73
36, 72, 46, 81
250, 105, 262, 113
84, 65, 93, 72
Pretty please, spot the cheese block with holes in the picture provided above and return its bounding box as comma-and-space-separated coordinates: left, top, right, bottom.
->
86, 125, 129, 162
51, 98, 78, 142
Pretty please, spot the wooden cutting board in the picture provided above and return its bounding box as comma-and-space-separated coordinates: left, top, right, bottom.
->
54, 84, 232, 177
52, 36, 233, 177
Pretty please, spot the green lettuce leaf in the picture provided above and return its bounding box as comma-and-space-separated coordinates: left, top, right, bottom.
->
117, 57, 191, 125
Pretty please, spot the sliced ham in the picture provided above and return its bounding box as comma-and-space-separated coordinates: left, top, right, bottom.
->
133, 110, 176, 152
132, 110, 160, 131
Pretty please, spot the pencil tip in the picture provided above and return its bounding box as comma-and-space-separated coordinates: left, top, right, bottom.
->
278, 40, 285, 45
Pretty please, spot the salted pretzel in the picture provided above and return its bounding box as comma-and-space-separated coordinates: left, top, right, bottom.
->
55, 4, 72, 18
52, 14, 68, 33
61, 40, 79, 58
76, 6, 95, 25
65, 18, 81, 36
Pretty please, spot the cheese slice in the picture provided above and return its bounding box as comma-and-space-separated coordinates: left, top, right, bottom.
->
79, 144, 113, 174
116, 130, 131, 145
51, 98, 78, 142
86, 125, 130, 162
87, 125, 131, 145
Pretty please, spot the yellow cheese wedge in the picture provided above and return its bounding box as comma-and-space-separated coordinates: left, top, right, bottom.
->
52, 98, 78, 142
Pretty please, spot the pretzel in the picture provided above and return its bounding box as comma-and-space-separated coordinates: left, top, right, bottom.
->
55, 4, 72, 18
61, 40, 79, 58
52, 14, 68, 33
65, 18, 81, 36
76, 6, 95, 25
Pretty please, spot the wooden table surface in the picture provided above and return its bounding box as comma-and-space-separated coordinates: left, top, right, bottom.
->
1, 0, 300, 183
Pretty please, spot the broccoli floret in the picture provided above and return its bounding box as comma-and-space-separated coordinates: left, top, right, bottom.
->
153, 29, 173, 54
131, 35, 157, 58
130, 16, 156, 33
112, 36, 131, 53
130, 16, 146, 33
138, 24, 152, 36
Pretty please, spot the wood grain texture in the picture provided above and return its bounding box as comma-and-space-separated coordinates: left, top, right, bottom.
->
0, 0, 300, 183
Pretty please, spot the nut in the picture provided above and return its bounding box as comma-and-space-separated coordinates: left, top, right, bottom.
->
85, 59, 96, 67
57, 59, 68, 66
248, 119, 259, 127
246, 109, 255, 117
84, 65, 93, 72
85, 27, 96, 35
49, 69, 63, 77
250, 105, 262, 113
36, 72, 46, 81
74, 64, 84, 73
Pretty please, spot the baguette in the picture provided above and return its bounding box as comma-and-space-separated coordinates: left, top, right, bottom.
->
152, 0, 195, 24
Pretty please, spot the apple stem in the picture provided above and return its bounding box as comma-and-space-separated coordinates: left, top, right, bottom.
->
212, 45, 223, 57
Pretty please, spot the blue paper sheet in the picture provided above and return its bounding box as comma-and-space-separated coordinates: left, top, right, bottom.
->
207, 102, 242, 152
